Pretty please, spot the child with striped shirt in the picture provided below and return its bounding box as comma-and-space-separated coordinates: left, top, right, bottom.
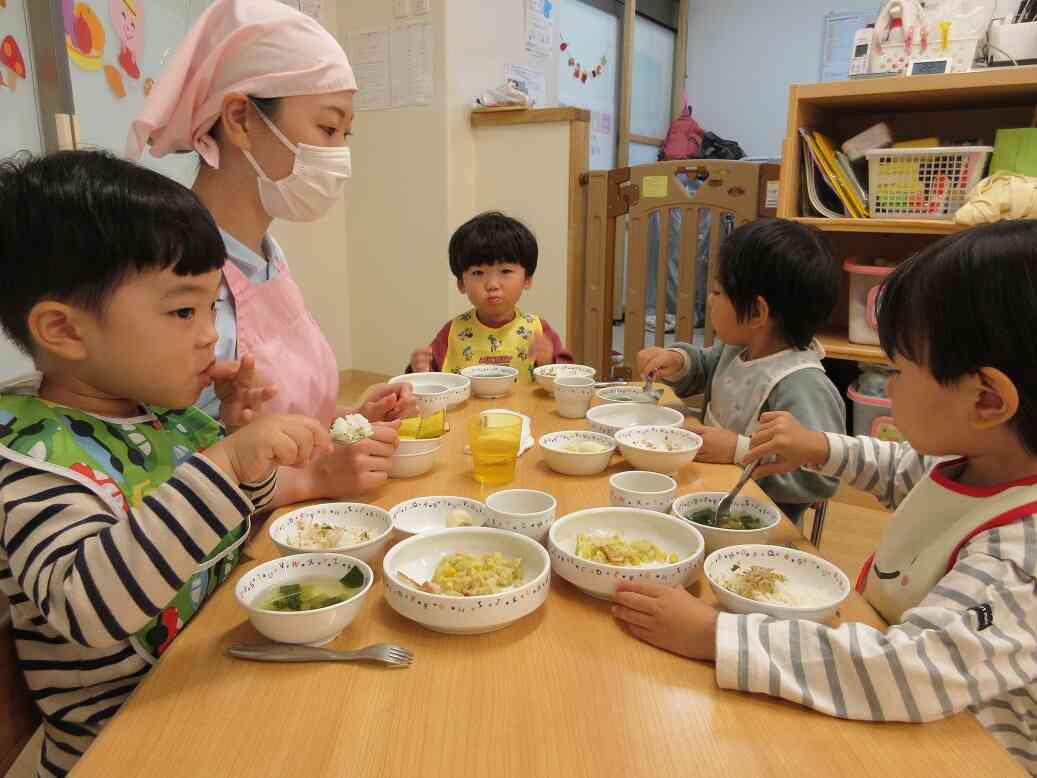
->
0, 151, 332, 777
612, 220, 1037, 773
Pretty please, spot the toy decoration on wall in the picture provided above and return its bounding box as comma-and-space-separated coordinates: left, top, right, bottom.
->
65, 1, 106, 71
560, 35, 606, 84
0, 34, 26, 92
110, 0, 141, 79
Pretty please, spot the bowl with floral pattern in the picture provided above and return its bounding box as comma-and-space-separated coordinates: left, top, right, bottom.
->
548, 507, 704, 600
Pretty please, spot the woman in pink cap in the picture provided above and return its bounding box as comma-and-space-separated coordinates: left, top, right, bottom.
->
127, 0, 412, 505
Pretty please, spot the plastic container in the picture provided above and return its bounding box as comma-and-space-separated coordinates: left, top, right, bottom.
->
844, 259, 893, 346
848, 383, 903, 442
865, 146, 992, 220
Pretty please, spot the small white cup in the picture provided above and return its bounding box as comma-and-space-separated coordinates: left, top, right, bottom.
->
609, 471, 678, 512
555, 376, 595, 419
485, 489, 558, 545
413, 384, 449, 417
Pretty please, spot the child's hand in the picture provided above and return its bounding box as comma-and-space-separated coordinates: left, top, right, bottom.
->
612, 581, 718, 661
744, 411, 831, 477
310, 421, 400, 496
207, 413, 332, 485
210, 353, 278, 431
410, 346, 434, 373
637, 347, 683, 380
354, 384, 416, 422
684, 419, 738, 464
530, 332, 554, 366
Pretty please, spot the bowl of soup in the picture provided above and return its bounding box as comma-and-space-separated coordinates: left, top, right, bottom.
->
235, 553, 373, 646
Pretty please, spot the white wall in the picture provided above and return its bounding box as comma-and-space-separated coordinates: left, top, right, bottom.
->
334, 0, 565, 376
686, 0, 851, 159
686, 0, 1020, 160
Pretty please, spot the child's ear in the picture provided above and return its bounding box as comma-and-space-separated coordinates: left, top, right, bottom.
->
749, 295, 770, 329
456, 277, 466, 294
27, 301, 89, 362
970, 367, 1019, 430
219, 92, 253, 152
524, 273, 533, 290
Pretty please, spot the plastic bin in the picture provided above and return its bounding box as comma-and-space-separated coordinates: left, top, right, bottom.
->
848, 383, 903, 442
844, 259, 893, 346
866, 146, 992, 220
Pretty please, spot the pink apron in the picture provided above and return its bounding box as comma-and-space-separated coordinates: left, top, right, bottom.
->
222, 258, 339, 426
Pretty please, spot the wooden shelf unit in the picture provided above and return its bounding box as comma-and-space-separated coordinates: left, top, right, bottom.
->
778, 67, 1037, 364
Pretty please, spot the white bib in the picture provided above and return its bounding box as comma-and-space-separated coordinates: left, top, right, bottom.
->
705, 339, 827, 435
861, 460, 1037, 623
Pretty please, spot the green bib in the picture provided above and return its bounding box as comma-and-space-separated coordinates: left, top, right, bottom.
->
0, 395, 248, 663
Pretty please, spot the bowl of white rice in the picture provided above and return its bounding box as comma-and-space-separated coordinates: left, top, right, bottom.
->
704, 544, 850, 623
269, 503, 393, 564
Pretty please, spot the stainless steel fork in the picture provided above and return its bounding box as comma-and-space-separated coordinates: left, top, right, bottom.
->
227, 642, 414, 667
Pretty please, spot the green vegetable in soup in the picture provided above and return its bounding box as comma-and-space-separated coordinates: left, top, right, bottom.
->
685, 507, 764, 531
256, 575, 362, 612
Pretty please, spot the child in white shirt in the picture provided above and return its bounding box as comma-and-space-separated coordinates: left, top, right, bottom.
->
616, 220, 1037, 773
638, 218, 845, 522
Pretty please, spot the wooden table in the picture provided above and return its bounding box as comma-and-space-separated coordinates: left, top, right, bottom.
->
75, 387, 1022, 778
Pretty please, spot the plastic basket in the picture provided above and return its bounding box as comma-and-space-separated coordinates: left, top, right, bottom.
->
866, 146, 992, 220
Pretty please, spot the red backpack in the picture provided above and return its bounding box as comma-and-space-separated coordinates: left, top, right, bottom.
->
660, 91, 704, 161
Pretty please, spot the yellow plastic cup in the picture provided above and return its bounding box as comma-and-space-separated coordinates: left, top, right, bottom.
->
468, 412, 522, 485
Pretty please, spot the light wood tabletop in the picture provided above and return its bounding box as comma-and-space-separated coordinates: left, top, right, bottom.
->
74, 385, 1022, 778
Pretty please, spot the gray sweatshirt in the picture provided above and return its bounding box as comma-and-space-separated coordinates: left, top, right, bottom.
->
665, 340, 845, 515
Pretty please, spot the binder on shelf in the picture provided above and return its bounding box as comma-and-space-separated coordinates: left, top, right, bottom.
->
810, 130, 868, 217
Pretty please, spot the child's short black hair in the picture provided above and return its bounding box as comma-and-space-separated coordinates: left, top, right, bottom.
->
448, 211, 538, 280
717, 217, 838, 350
0, 150, 226, 353
878, 220, 1037, 455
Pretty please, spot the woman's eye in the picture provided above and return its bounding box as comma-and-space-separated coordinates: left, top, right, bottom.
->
173, 308, 194, 320
321, 126, 336, 137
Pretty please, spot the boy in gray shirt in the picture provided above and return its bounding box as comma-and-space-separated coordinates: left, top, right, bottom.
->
639, 218, 845, 523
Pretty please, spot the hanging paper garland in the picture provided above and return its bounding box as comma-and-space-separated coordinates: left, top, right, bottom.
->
560, 35, 606, 84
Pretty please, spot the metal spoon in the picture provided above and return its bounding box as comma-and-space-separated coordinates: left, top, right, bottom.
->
715, 460, 761, 524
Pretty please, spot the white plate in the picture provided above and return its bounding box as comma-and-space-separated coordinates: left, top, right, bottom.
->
389, 496, 490, 537
585, 403, 684, 437
382, 527, 551, 634
389, 372, 471, 408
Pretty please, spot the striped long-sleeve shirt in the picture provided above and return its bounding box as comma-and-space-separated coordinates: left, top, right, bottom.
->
0, 454, 276, 778
716, 433, 1037, 774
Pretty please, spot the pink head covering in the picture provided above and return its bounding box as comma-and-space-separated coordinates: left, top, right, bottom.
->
125, 0, 356, 168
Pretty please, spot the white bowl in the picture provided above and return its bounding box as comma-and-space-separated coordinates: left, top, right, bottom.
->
585, 403, 684, 437
236, 553, 373, 646
382, 527, 551, 634
461, 365, 518, 398
704, 544, 851, 623
268, 503, 393, 563
389, 372, 471, 408
609, 471, 678, 512
485, 489, 557, 544
670, 492, 782, 553
614, 425, 702, 474
388, 445, 441, 478
548, 507, 704, 600
595, 386, 660, 404
533, 364, 596, 396
538, 430, 617, 476
411, 385, 450, 417
389, 496, 490, 538
396, 436, 443, 456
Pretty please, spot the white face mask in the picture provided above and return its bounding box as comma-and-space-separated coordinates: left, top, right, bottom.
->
242, 102, 352, 222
